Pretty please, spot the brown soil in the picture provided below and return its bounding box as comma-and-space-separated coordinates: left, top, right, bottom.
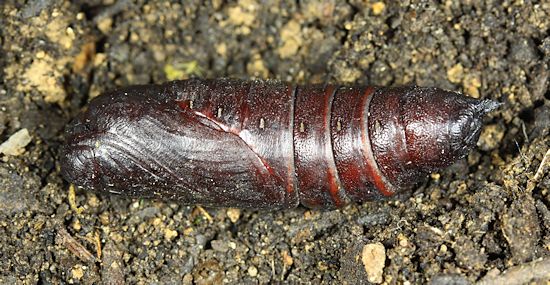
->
0, 1, 549, 284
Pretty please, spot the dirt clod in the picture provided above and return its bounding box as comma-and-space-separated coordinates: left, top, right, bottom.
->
361, 242, 386, 284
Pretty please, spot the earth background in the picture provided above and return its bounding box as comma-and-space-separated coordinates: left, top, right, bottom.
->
1, 0, 549, 284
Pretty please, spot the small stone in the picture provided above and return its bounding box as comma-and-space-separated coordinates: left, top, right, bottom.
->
36, 50, 46, 59
371, 2, 385, 15
398, 234, 409, 247
247, 53, 269, 78
99, 212, 110, 226
183, 274, 193, 285
501, 195, 540, 263
463, 74, 481, 98
164, 228, 178, 241
130, 32, 140, 43
153, 217, 162, 226
247, 265, 258, 277
152, 45, 166, 62
477, 124, 504, 151
0, 129, 32, 156
72, 219, 81, 231
227, 3, 256, 26
317, 261, 329, 271
447, 63, 464, 83
87, 194, 100, 208
23, 56, 66, 102
278, 20, 302, 58
508, 38, 538, 63
361, 242, 386, 284
226, 208, 241, 223
97, 17, 113, 34
72, 266, 84, 279
338, 67, 363, 83
540, 37, 550, 57
211, 240, 229, 253
282, 250, 293, 267
183, 227, 194, 236
216, 42, 227, 56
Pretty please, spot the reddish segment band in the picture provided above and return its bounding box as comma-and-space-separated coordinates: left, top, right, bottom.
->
361, 88, 396, 197
293, 84, 348, 208
331, 86, 396, 201
331, 86, 380, 202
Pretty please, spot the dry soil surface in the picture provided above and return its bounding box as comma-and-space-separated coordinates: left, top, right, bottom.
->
0, 0, 549, 284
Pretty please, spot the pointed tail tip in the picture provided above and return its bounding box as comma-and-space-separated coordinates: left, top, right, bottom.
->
475, 99, 502, 115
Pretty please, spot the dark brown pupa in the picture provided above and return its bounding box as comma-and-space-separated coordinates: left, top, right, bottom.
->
60, 78, 498, 209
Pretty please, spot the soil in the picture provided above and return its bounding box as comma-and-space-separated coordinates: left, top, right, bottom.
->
1, 0, 549, 284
